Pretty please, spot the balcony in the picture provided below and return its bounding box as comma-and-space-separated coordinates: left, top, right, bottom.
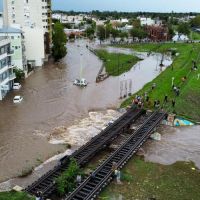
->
9, 73, 16, 81
7, 50, 14, 56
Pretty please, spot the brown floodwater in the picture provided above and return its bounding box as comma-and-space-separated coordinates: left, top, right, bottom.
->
0, 39, 171, 183
144, 125, 200, 169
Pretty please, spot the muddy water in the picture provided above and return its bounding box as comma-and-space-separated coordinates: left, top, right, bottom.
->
144, 125, 200, 169
0, 40, 171, 182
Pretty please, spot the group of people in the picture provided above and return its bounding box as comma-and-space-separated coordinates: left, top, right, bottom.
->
132, 95, 145, 108
132, 80, 178, 110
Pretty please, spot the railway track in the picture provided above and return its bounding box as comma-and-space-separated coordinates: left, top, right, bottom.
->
26, 106, 145, 198
65, 111, 167, 200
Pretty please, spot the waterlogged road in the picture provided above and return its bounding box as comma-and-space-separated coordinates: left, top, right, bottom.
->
0, 40, 171, 182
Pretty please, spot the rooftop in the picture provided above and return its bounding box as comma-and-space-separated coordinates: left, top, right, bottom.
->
0, 27, 22, 33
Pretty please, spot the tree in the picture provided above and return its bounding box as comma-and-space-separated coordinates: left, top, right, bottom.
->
130, 28, 147, 41
177, 22, 190, 36
110, 28, 120, 41
56, 159, 82, 196
132, 19, 141, 28
97, 25, 106, 43
52, 22, 67, 61
13, 68, 25, 82
85, 27, 95, 39
119, 31, 128, 41
167, 25, 175, 39
191, 15, 200, 28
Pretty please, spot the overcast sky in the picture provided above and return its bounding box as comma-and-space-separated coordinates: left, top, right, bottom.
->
0, 0, 199, 12
52, 0, 200, 12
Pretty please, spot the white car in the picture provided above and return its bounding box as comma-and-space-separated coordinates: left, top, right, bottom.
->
13, 83, 21, 90
73, 78, 88, 87
13, 96, 23, 103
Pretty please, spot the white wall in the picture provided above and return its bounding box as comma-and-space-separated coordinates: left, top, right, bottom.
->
4, 0, 49, 31
23, 27, 45, 67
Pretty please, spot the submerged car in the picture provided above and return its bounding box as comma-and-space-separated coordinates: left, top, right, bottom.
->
13, 83, 21, 90
13, 96, 23, 103
73, 78, 88, 87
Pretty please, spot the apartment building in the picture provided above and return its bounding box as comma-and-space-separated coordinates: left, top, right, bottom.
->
3, 0, 52, 67
0, 27, 27, 75
0, 36, 16, 100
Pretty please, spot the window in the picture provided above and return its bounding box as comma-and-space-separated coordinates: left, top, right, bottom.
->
0, 47, 5, 55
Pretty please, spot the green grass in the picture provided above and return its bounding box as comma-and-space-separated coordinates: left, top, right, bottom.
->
0, 191, 34, 200
189, 31, 200, 40
117, 43, 200, 121
99, 156, 200, 200
95, 49, 140, 76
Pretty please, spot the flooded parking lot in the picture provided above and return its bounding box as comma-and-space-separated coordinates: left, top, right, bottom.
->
0, 40, 172, 182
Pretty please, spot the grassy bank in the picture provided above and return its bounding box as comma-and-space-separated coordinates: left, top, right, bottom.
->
99, 156, 200, 200
0, 191, 33, 200
95, 49, 140, 76
190, 31, 200, 40
118, 43, 200, 121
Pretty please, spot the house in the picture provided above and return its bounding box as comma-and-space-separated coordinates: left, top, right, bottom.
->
137, 17, 155, 26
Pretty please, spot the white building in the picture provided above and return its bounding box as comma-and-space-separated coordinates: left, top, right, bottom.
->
137, 17, 155, 26
52, 13, 85, 25
0, 36, 16, 100
23, 27, 45, 67
3, 0, 52, 33
3, 0, 52, 67
0, 27, 27, 74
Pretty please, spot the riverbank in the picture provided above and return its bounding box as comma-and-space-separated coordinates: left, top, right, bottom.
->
99, 156, 200, 200
95, 49, 141, 76
118, 43, 200, 121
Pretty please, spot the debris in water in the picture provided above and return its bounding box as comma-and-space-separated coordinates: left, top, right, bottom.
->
150, 132, 161, 141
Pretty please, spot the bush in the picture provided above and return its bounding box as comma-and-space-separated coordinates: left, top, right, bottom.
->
13, 68, 25, 82
56, 159, 82, 196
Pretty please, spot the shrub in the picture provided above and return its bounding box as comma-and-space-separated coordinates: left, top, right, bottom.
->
56, 159, 81, 196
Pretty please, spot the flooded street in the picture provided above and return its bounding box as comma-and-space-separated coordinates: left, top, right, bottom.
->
0, 39, 172, 182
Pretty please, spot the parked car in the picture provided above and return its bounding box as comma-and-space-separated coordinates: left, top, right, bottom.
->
13, 83, 21, 90
13, 96, 23, 103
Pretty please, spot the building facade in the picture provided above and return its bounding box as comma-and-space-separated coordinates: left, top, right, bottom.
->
0, 37, 16, 100
0, 27, 27, 74
3, 0, 52, 67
